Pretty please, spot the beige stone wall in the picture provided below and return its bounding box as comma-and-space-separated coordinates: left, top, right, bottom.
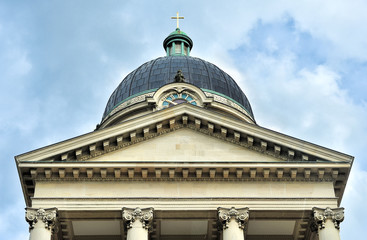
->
32, 180, 338, 211
34, 181, 335, 199
90, 129, 280, 163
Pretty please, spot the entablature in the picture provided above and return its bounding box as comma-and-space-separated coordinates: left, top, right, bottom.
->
20, 162, 349, 206
16, 104, 353, 207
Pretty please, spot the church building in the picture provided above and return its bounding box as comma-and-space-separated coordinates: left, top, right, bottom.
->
16, 16, 353, 240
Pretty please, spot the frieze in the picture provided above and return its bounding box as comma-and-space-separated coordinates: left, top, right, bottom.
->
204, 92, 249, 116
104, 92, 155, 121
35, 174, 336, 182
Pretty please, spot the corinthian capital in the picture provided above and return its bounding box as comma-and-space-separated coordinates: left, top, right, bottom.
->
311, 207, 344, 231
218, 207, 249, 230
122, 207, 154, 230
25, 208, 58, 231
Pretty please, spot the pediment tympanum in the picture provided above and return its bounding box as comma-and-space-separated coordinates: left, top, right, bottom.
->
90, 128, 282, 163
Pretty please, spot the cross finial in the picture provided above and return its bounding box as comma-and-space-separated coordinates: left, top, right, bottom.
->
171, 12, 184, 29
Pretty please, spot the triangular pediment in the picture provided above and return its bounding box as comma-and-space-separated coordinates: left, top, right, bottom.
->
16, 104, 353, 164
90, 128, 281, 163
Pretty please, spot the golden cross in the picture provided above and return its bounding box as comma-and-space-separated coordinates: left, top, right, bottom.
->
171, 12, 184, 29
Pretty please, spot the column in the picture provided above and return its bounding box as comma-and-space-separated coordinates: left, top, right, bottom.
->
122, 207, 154, 240
25, 208, 58, 240
311, 207, 344, 240
218, 207, 249, 240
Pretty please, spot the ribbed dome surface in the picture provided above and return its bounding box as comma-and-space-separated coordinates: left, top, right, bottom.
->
103, 56, 254, 120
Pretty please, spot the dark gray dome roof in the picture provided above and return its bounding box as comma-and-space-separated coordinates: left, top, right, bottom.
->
103, 56, 254, 120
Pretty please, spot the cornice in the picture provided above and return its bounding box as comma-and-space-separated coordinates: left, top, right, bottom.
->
20, 163, 349, 186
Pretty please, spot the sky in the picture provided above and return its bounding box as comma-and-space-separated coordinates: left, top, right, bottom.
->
1, 0, 366, 238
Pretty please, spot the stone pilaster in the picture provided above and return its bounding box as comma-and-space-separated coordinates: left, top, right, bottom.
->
25, 208, 58, 240
218, 207, 249, 240
311, 207, 344, 240
122, 207, 154, 240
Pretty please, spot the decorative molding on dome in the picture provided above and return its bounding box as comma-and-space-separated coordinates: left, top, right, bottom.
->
100, 83, 255, 129
203, 90, 254, 121
147, 82, 210, 105
102, 90, 156, 123
147, 82, 212, 113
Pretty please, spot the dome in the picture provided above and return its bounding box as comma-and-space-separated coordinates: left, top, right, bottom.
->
102, 56, 254, 121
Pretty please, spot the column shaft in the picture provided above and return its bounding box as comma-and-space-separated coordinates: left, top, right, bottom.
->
222, 219, 244, 240
126, 220, 149, 240
29, 221, 52, 240
318, 219, 341, 240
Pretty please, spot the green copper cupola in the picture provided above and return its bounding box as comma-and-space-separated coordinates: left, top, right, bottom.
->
164, 12, 193, 56
163, 28, 193, 56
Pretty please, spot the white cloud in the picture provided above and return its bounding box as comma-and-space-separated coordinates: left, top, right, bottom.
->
240, 50, 367, 152
284, 0, 367, 60
186, 0, 367, 62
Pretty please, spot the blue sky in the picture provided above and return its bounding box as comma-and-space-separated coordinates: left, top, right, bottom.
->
1, 0, 366, 238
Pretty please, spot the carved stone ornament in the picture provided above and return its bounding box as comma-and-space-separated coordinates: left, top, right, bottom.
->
311, 207, 344, 231
218, 207, 249, 230
174, 70, 185, 83
122, 207, 154, 230
25, 208, 58, 232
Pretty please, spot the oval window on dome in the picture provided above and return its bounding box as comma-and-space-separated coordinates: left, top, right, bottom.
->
161, 92, 199, 109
